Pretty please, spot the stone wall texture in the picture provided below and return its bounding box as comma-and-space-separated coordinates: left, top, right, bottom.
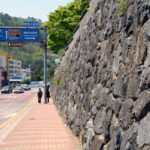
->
51, 0, 150, 149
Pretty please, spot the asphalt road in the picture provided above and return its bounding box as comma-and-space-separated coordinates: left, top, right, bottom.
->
0, 89, 37, 126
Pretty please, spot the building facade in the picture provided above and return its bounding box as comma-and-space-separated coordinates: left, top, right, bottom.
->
21, 68, 30, 80
8, 59, 22, 79
0, 52, 9, 76
0, 52, 9, 88
0, 51, 30, 87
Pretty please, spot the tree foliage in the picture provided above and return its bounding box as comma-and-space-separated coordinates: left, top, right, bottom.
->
22, 79, 30, 84
0, 13, 42, 27
45, 0, 89, 53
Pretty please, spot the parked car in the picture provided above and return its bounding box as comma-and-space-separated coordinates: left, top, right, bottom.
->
1, 86, 12, 94
14, 86, 24, 93
21, 84, 31, 91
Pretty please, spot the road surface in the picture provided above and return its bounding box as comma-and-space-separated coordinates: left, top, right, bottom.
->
0, 89, 37, 126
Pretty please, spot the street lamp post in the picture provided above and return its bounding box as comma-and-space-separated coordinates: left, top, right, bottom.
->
44, 26, 47, 104
29, 65, 31, 82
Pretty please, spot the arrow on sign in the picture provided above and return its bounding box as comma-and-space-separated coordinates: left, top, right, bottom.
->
8, 42, 23, 47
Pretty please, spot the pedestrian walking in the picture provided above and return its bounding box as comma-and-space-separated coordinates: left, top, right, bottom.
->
37, 88, 43, 103
46, 88, 50, 103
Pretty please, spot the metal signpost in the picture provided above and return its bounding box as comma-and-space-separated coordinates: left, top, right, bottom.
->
0, 22, 48, 104
44, 26, 47, 104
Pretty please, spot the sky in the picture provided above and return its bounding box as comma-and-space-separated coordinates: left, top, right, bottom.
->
0, 0, 74, 22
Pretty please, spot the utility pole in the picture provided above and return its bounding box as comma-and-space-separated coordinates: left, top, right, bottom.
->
29, 65, 31, 82
44, 26, 47, 104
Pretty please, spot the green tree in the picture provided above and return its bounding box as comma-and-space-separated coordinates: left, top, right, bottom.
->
45, 0, 89, 53
22, 79, 30, 84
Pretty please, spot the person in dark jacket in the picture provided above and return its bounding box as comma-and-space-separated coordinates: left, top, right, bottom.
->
37, 88, 43, 103
46, 88, 50, 103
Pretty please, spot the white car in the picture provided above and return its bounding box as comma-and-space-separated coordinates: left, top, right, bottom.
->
14, 86, 24, 93
21, 84, 31, 91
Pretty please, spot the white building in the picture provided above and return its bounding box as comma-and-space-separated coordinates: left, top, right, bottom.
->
21, 68, 31, 80
8, 59, 22, 79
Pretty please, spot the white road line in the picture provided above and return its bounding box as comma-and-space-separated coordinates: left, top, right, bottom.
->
1, 113, 17, 119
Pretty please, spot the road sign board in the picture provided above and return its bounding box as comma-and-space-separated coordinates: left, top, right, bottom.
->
24, 21, 39, 27
8, 30, 20, 38
8, 42, 23, 47
0, 28, 39, 42
0, 29, 4, 41
22, 29, 39, 41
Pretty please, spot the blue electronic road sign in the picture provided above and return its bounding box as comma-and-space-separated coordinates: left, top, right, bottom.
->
0, 28, 39, 42
24, 21, 39, 27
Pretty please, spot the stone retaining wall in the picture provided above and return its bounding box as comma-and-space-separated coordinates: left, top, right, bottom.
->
51, 0, 150, 149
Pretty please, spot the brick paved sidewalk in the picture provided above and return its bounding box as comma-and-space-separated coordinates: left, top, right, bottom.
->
0, 98, 82, 150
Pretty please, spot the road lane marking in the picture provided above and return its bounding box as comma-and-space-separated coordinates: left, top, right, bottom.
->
0, 95, 36, 129
0, 95, 17, 100
1, 113, 17, 119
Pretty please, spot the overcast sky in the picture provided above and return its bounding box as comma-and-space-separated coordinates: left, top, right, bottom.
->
0, 0, 74, 22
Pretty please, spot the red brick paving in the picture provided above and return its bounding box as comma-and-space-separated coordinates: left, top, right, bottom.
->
0, 98, 82, 150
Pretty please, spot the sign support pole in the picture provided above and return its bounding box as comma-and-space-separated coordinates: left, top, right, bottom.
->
44, 26, 47, 104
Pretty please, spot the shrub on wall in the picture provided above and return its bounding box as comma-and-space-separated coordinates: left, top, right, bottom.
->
116, 0, 128, 16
